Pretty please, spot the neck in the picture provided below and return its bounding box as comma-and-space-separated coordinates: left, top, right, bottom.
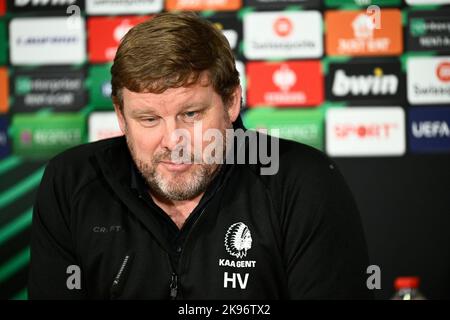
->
149, 191, 204, 230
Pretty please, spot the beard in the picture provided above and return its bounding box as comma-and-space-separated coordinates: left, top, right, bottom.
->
130, 146, 219, 201
126, 115, 232, 202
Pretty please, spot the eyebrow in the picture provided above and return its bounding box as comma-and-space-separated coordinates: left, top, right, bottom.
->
129, 109, 158, 117
130, 103, 210, 117
179, 103, 210, 111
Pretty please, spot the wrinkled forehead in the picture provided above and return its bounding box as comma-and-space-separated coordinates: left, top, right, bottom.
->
133, 70, 213, 96
122, 80, 219, 115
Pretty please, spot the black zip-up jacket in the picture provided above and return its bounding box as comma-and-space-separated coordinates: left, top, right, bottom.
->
29, 120, 372, 300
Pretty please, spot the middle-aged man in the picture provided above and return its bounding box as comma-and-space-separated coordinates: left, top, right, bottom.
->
29, 12, 373, 299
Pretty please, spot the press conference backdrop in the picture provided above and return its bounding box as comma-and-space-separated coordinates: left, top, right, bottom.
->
0, 0, 449, 300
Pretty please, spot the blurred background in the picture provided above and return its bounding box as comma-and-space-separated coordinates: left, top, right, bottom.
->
0, 0, 449, 300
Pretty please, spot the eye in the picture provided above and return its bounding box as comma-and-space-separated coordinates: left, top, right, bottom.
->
182, 111, 201, 122
141, 117, 160, 127
185, 111, 197, 118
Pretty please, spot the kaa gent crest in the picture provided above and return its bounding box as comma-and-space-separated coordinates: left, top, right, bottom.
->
224, 222, 253, 259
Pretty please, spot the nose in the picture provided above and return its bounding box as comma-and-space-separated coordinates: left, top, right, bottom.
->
160, 118, 181, 151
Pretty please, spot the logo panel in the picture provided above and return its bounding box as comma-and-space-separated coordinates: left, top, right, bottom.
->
7, 0, 84, 13
326, 9, 403, 56
88, 112, 122, 142
10, 17, 86, 65
407, 56, 450, 105
247, 61, 324, 107
88, 16, 151, 63
326, 60, 404, 104
0, 117, 9, 159
86, 0, 162, 15
165, 0, 241, 11
89, 65, 113, 110
246, 0, 320, 9
409, 107, 450, 153
0, 68, 8, 113
408, 10, 450, 52
406, 0, 450, 5
207, 14, 242, 57
326, 107, 406, 156
0, 1, 5, 16
12, 67, 86, 112
325, 0, 401, 6
0, 19, 6, 64
11, 114, 86, 158
244, 11, 323, 60
243, 108, 324, 151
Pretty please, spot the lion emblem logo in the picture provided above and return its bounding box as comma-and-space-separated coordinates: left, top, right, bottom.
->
224, 222, 253, 259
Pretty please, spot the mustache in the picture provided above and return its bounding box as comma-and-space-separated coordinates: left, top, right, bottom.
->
152, 149, 196, 164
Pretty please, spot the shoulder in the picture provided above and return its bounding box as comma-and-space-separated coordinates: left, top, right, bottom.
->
41, 136, 126, 196
47, 136, 125, 173
278, 137, 332, 174
249, 132, 336, 186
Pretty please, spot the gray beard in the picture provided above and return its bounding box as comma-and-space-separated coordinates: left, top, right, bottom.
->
127, 137, 222, 202
125, 111, 232, 201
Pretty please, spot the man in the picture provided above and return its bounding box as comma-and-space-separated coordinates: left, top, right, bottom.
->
29, 12, 372, 299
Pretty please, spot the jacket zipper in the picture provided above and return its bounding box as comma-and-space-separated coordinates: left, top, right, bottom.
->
167, 208, 206, 300
166, 165, 234, 299
110, 254, 131, 299
170, 204, 213, 298
169, 273, 178, 300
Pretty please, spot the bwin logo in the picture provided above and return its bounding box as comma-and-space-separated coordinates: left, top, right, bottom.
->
224, 222, 252, 259
332, 68, 398, 97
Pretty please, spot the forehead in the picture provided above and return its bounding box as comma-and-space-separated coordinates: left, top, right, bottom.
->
124, 85, 210, 104
122, 77, 221, 113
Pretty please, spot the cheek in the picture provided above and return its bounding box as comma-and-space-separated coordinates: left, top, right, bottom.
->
127, 125, 160, 157
201, 110, 230, 133
195, 112, 229, 149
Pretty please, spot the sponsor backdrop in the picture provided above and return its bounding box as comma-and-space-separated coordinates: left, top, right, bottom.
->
0, 0, 450, 299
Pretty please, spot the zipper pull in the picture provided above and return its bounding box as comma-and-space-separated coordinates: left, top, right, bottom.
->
170, 273, 178, 300
110, 255, 131, 299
